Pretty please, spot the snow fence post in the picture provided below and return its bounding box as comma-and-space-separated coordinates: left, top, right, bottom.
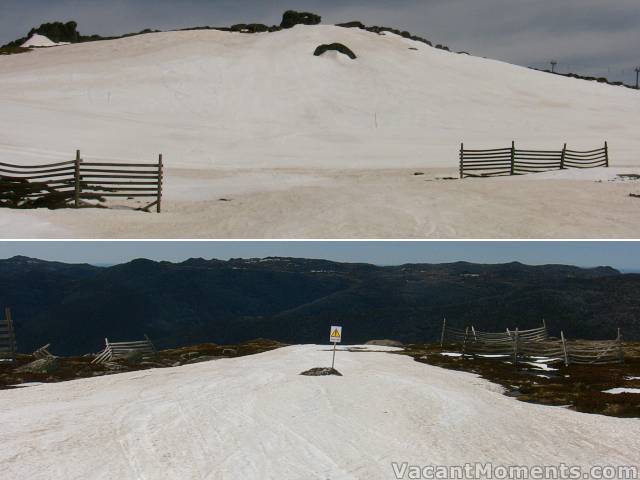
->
560, 143, 566, 169
440, 318, 446, 346
510, 141, 515, 175
461, 326, 469, 356
459, 143, 464, 179
513, 327, 519, 368
560, 331, 569, 366
604, 141, 609, 168
74, 150, 82, 208
157, 154, 163, 213
4, 308, 16, 363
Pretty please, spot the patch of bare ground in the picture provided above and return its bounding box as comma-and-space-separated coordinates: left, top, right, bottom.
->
0, 339, 286, 390
398, 342, 640, 418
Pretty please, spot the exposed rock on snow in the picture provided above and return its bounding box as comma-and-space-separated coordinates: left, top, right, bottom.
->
314, 42, 357, 59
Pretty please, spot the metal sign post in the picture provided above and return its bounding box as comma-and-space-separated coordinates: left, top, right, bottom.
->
329, 326, 342, 369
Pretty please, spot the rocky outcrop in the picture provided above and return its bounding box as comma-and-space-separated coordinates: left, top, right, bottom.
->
281, 11, 321, 29
314, 43, 357, 60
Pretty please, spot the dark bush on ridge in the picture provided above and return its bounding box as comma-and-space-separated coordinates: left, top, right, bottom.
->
30, 21, 81, 44
313, 43, 357, 59
230, 23, 270, 33
281, 11, 321, 29
337, 22, 435, 48
336, 21, 365, 29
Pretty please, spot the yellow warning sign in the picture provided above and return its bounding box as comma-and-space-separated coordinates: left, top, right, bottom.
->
330, 325, 342, 343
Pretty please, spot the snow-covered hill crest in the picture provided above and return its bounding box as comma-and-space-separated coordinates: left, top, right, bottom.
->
1, 25, 638, 169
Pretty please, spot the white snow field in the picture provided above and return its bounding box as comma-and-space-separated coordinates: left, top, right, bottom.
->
1, 25, 640, 238
20, 34, 70, 48
0, 345, 638, 480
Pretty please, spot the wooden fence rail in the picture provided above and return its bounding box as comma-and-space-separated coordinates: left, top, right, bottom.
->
33, 344, 55, 359
459, 142, 609, 178
0, 308, 17, 363
92, 335, 156, 364
0, 150, 163, 212
440, 319, 623, 366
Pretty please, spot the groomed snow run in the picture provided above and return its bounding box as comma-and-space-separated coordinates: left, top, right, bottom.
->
20, 34, 70, 48
0, 345, 638, 480
1, 26, 640, 238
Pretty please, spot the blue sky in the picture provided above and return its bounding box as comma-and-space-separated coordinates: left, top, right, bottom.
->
1, 241, 639, 270
1, 0, 639, 84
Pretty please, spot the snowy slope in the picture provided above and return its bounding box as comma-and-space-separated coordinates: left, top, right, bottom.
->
0, 26, 639, 169
20, 34, 70, 48
0, 345, 638, 479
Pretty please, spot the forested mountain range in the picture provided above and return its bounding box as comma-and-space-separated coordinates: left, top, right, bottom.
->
1, 256, 637, 355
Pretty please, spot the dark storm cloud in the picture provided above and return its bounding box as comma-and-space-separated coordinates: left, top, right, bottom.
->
1, 0, 639, 83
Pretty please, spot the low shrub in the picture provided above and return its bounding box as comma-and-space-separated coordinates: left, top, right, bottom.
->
230, 23, 270, 33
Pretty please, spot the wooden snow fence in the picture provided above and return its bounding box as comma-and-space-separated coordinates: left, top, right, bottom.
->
33, 344, 55, 359
440, 319, 623, 366
565, 329, 625, 365
459, 141, 609, 178
0, 150, 163, 212
0, 308, 17, 362
92, 335, 156, 364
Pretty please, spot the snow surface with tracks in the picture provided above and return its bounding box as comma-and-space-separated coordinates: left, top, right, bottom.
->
0, 345, 638, 479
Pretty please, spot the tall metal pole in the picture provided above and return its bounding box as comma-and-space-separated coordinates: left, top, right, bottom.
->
635, 67, 640, 89
331, 342, 337, 369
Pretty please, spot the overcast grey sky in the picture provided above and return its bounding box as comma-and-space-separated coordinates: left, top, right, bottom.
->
1, 241, 639, 270
1, 0, 639, 84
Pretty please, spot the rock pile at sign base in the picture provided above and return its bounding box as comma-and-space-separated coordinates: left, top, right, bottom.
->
300, 367, 342, 376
